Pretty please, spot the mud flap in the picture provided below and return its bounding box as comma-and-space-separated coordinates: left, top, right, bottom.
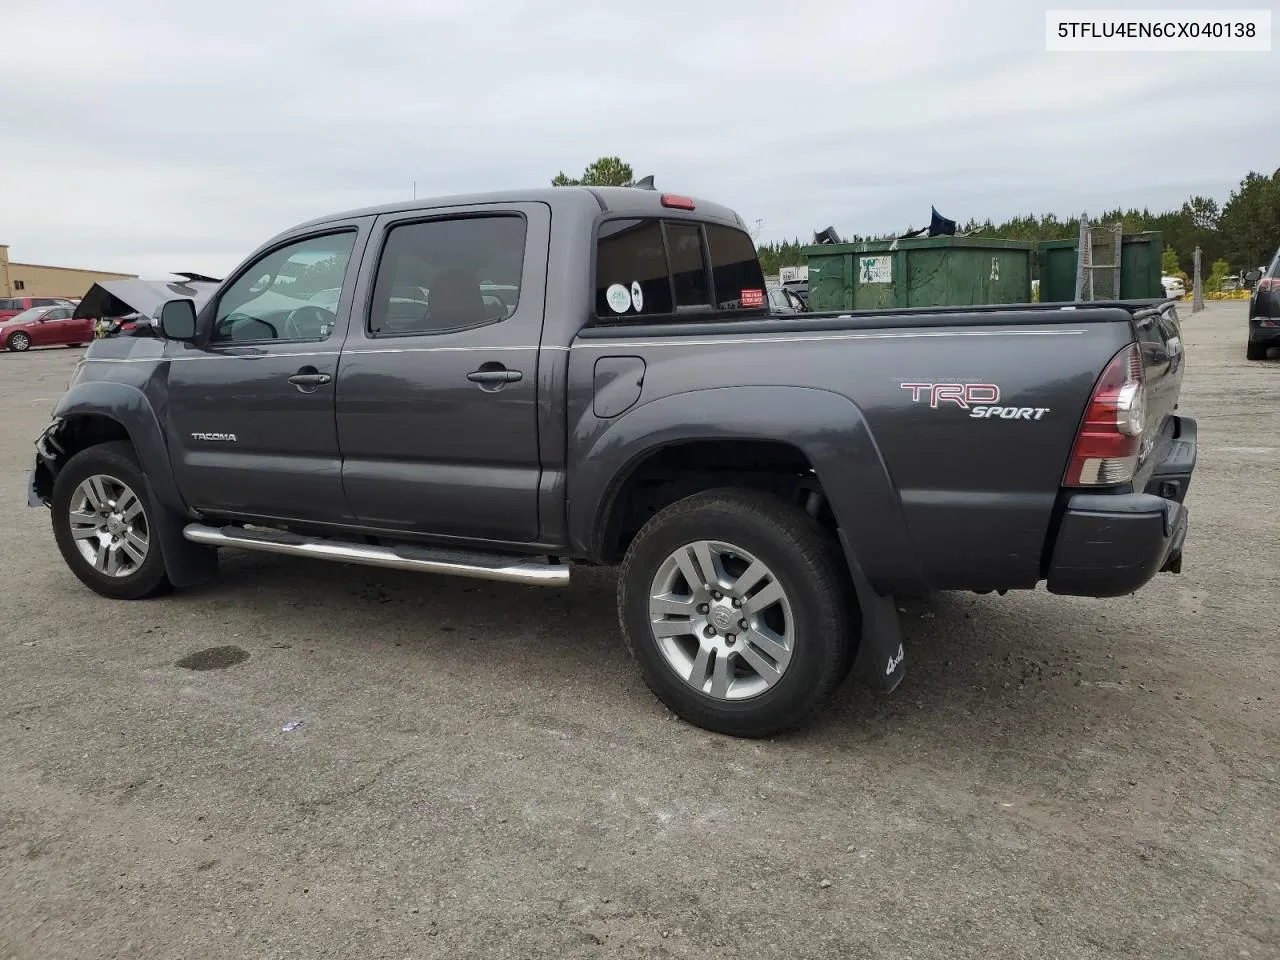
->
839, 531, 905, 693
147, 484, 218, 588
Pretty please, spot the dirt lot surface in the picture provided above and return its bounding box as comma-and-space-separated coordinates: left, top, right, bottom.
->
1, 301, 1277, 959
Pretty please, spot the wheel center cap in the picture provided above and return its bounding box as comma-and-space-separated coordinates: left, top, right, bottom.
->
106, 516, 124, 536
709, 606, 735, 632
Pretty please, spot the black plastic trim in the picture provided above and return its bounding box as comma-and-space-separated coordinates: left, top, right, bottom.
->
1046, 492, 1187, 597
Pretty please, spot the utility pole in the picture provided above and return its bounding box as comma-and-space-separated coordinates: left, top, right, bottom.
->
1192, 246, 1205, 313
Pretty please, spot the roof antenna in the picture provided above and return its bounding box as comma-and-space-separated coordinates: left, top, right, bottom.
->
633, 175, 655, 190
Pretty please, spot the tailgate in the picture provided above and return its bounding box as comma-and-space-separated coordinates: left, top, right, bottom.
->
1132, 301, 1185, 488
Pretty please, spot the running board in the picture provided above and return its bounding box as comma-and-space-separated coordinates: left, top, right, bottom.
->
182, 523, 571, 586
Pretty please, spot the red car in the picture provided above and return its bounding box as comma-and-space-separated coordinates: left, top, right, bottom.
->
0, 305, 94, 352
0, 296, 76, 322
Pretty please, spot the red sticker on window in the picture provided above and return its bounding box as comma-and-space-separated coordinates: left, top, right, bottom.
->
740, 288, 764, 308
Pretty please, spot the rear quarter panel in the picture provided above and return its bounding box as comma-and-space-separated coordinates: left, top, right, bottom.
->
569, 315, 1133, 593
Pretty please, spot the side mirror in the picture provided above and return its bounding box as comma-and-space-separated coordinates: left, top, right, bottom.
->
158, 299, 197, 341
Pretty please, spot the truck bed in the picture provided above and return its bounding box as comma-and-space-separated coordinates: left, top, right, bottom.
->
567, 299, 1184, 595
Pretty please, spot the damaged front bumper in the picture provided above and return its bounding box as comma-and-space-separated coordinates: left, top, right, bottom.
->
28, 418, 64, 508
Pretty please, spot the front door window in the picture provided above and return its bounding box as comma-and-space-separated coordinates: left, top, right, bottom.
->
212, 232, 356, 344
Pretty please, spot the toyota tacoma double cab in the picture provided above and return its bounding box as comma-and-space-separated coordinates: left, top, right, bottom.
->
28, 185, 1196, 737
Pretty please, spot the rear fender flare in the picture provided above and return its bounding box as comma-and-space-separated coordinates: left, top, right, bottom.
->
569, 385, 924, 594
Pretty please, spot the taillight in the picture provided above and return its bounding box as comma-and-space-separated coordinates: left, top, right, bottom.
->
1258, 277, 1276, 291
660, 194, 695, 210
1065, 343, 1146, 486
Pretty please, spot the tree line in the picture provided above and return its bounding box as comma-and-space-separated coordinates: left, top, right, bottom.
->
553, 159, 1280, 279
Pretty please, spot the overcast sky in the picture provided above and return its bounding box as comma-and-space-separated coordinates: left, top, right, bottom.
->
2, 0, 1276, 279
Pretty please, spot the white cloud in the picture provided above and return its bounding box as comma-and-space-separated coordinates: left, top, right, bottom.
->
1, 0, 1275, 277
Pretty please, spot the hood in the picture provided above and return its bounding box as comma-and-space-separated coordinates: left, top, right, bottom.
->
73, 278, 220, 321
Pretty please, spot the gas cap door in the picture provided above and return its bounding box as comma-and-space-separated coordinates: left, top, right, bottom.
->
592, 356, 646, 418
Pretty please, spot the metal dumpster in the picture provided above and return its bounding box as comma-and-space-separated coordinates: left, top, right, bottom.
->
804, 237, 1035, 312
1038, 231, 1164, 302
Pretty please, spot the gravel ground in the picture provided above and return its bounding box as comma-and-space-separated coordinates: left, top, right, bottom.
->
1, 301, 1277, 960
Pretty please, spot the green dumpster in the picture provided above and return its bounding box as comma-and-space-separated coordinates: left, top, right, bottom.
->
1037, 231, 1163, 302
803, 237, 1035, 312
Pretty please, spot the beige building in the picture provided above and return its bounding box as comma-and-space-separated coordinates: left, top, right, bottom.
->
0, 244, 136, 299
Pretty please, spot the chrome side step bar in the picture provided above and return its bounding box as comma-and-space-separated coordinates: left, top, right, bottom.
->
182, 523, 571, 586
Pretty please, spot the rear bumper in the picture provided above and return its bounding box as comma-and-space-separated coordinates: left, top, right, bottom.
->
1046, 493, 1187, 597
1046, 415, 1195, 598
1248, 319, 1280, 346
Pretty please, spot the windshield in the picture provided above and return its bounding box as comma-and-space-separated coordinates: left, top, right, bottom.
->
3, 307, 51, 325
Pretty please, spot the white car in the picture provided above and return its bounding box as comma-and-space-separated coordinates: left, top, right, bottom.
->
1161, 276, 1186, 299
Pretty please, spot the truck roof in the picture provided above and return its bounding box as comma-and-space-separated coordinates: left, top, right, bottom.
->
291, 186, 746, 235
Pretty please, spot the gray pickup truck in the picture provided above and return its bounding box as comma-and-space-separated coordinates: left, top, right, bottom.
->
29, 185, 1196, 736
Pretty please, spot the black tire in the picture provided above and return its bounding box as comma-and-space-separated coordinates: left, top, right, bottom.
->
617, 488, 854, 738
7, 332, 31, 352
51, 441, 171, 600
1246, 341, 1268, 361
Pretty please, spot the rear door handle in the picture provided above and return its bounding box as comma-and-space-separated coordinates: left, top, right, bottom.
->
467, 366, 523, 384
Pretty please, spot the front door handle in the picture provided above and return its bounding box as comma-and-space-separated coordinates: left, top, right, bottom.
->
467, 364, 523, 385
288, 368, 332, 393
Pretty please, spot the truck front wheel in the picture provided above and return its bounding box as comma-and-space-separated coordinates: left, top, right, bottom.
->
617, 489, 853, 738
50, 441, 171, 600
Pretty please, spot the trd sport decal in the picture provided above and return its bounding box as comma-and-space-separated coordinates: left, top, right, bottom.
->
899, 382, 1050, 421
901, 382, 999, 408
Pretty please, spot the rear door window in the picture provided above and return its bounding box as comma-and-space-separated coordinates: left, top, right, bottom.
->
368, 214, 526, 338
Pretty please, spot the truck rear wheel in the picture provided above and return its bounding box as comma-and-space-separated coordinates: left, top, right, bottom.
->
50, 442, 171, 600
617, 489, 853, 738
1246, 341, 1268, 361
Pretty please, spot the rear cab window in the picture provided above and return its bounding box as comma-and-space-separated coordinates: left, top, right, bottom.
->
594, 217, 765, 322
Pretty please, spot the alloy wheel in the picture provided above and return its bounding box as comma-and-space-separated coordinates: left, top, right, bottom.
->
648, 540, 794, 700
67, 474, 150, 577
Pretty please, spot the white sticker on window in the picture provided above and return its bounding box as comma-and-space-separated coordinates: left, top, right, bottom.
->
630, 281, 644, 312
606, 283, 632, 313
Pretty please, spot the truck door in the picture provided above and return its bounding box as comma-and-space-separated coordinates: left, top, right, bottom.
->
335, 202, 550, 542
165, 221, 371, 523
